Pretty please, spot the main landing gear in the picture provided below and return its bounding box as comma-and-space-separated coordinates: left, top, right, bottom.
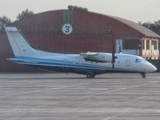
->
140, 72, 146, 78
86, 73, 95, 78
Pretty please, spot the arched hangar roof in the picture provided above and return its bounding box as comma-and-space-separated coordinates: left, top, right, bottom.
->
108, 15, 160, 38
12, 9, 160, 39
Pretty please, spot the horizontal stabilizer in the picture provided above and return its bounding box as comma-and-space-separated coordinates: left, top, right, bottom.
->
5, 27, 20, 32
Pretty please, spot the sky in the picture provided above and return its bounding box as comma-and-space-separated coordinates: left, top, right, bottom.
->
0, 0, 160, 23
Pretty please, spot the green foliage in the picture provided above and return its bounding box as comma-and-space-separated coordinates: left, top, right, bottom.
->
0, 16, 11, 27
140, 20, 160, 35
17, 9, 34, 20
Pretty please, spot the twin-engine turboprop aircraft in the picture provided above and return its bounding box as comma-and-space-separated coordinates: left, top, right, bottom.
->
5, 27, 157, 78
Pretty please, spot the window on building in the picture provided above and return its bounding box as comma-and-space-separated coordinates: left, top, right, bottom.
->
146, 40, 150, 50
123, 39, 141, 49
152, 41, 157, 50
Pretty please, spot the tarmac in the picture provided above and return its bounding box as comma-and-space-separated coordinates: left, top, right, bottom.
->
0, 72, 160, 120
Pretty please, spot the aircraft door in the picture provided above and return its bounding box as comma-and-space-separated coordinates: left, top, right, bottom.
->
125, 59, 131, 67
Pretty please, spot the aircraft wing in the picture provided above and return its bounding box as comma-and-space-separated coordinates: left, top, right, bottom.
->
80, 52, 111, 63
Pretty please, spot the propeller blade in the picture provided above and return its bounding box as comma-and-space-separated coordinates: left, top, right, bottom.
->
112, 61, 115, 69
111, 44, 115, 69
111, 44, 118, 69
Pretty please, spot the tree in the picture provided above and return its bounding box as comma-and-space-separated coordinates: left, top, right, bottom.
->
140, 20, 160, 35
17, 9, 34, 20
0, 16, 11, 27
0, 16, 11, 32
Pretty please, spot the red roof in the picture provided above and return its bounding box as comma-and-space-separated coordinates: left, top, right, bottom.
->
109, 15, 160, 38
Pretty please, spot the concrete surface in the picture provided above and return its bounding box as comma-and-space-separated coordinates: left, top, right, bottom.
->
0, 72, 160, 120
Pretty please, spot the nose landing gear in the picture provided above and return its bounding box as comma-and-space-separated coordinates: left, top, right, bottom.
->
140, 72, 146, 78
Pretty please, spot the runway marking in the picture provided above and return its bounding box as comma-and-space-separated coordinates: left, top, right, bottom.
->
37, 80, 160, 106
0, 81, 94, 99
89, 88, 109, 91
96, 81, 160, 96
136, 96, 146, 100
103, 113, 124, 120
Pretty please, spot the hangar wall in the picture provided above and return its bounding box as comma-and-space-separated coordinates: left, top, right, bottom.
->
11, 10, 144, 52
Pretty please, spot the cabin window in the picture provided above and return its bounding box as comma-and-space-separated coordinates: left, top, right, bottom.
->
135, 58, 147, 63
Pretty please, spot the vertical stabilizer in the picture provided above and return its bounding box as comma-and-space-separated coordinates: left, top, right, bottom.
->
5, 27, 36, 57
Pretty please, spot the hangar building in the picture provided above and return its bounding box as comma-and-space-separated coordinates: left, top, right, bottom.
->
0, 6, 160, 72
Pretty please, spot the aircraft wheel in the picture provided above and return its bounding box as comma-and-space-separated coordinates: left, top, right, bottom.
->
140, 72, 146, 78
86, 74, 95, 78
91, 74, 95, 78
142, 75, 146, 78
87, 74, 91, 78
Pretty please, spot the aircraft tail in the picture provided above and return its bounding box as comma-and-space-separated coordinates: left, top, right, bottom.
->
5, 27, 38, 58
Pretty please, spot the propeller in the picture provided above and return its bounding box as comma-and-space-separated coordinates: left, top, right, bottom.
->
111, 44, 117, 69
107, 30, 117, 69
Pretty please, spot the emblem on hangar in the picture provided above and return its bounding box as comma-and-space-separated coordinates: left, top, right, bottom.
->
62, 24, 73, 35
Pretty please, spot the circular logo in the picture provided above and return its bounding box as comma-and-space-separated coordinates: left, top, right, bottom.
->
62, 24, 73, 35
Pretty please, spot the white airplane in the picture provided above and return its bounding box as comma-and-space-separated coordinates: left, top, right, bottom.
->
5, 27, 157, 78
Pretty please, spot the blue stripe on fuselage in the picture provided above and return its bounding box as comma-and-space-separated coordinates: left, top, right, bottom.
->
8, 56, 108, 69
7, 56, 133, 73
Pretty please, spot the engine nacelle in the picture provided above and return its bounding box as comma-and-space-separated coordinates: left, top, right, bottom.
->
84, 53, 112, 63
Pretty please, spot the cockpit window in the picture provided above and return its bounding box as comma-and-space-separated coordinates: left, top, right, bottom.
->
135, 58, 147, 63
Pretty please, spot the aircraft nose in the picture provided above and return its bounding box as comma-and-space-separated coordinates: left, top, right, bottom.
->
150, 64, 157, 72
